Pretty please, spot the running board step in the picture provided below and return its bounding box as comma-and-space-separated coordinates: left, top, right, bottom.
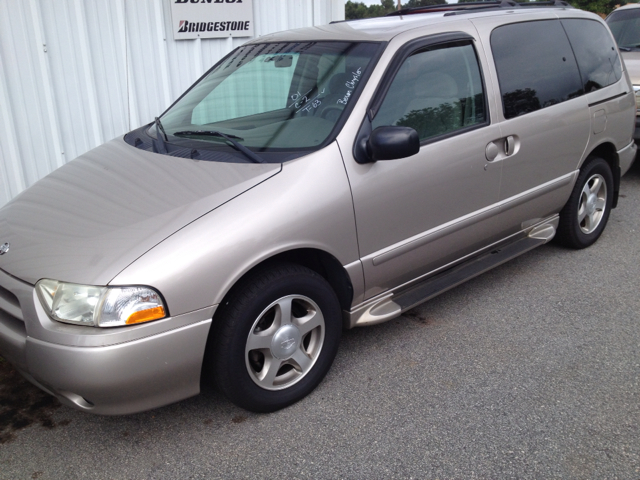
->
349, 235, 546, 327
394, 236, 545, 313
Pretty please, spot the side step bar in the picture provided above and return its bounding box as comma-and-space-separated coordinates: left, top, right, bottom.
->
394, 236, 545, 312
347, 234, 549, 328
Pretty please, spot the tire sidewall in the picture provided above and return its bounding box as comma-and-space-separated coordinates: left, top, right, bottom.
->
560, 157, 614, 249
213, 266, 342, 412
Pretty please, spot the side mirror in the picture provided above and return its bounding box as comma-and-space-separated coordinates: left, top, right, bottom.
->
366, 126, 420, 161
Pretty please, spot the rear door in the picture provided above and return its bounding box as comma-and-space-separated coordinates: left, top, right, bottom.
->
471, 15, 591, 221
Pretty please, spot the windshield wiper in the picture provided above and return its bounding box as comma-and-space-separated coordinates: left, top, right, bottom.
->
153, 117, 169, 154
173, 130, 263, 163
155, 117, 169, 141
174, 130, 244, 141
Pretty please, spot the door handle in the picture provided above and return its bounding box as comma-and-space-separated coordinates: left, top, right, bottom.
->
504, 135, 516, 156
487, 135, 519, 163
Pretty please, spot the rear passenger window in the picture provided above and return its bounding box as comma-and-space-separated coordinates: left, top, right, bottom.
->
372, 41, 486, 142
491, 20, 583, 119
561, 19, 622, 93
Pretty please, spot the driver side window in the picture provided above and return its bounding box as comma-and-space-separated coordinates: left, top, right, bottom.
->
372, 41, 486, 142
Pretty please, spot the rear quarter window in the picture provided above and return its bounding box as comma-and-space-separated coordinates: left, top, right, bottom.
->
491, 20, 583, 119
561, 19, 622, 93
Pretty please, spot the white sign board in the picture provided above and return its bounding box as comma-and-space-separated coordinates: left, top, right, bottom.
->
170, 0, 254, 40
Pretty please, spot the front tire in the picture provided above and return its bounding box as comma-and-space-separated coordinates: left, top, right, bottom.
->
208, 263, 342, 412
556, 156, 613, 249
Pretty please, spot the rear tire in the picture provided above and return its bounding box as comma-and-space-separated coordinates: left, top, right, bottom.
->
208, 263, 341, 412
555, 156, 613, 249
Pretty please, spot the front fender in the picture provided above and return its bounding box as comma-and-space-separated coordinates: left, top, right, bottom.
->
110, 142, 360, 318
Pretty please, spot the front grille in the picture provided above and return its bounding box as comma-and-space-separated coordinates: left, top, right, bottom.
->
0, 283, 23, 321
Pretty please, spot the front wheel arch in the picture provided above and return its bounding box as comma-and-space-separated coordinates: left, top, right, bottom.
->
200, 248, 353, 390
204, 262, 342, 412
218, 248, 354, 313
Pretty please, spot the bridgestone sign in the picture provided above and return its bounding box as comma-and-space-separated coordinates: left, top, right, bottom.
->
170, 0, 254, 40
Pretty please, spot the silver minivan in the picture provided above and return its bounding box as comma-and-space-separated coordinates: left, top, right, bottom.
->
606, 3, 640, 143
0, 2, 636, 414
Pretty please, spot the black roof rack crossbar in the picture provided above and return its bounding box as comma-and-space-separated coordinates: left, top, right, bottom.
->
386, 0, 572, 17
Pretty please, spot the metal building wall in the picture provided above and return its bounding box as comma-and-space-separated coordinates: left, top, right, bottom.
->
0, 0, 345, 208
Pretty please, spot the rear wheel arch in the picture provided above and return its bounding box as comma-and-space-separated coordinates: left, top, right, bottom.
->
584, 142, 620, 208
556, 155, 614, 249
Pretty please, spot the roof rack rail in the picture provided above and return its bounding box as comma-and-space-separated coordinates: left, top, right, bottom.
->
386, 0, 573, 17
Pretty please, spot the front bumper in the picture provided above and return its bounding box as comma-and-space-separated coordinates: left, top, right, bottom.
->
0, 268, 214, 415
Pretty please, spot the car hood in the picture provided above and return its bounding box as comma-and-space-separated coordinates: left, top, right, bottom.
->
621, 50, 640, 85
0, 137, 281, 286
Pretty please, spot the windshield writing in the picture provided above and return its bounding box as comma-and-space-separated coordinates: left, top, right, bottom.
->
159, 41, 380, 152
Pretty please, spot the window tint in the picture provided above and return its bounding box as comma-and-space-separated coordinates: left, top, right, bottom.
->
607, 8, 640, 49
491, 20, 583, 119
372, 42, 486, 142
192, 53, 300, 124
562, 19, 622, 93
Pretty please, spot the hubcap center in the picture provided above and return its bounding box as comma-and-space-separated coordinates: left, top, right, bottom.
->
271, 324, 301, 360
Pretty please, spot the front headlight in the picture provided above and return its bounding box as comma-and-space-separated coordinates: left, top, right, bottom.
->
634, 85, 640, 114
36, 279, 167, 327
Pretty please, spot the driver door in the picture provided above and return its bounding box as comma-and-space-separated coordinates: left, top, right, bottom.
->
341, 34, 506, 300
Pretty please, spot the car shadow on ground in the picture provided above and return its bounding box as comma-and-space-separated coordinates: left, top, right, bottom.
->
0, 356, 67, 444
623, 152, 640, 178
0, 353, 261, 445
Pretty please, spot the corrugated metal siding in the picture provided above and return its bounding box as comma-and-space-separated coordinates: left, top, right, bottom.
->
0, 0, 345, 208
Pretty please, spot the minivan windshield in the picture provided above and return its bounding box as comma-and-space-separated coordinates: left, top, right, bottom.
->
154, 41, 380, 155
607, 8, 640, 49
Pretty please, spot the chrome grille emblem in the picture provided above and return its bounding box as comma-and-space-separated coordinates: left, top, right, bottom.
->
0, 243, 9, 255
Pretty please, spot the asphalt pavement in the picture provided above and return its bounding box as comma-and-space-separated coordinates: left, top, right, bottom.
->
1, 161, 639, 479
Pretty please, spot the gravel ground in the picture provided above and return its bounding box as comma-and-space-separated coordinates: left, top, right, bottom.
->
0, 161, 639, 479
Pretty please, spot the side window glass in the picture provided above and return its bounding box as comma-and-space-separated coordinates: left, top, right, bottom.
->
372, 42, 486, 142
491, 20, 583, 119
562, 19, 622, 93
607, 8, 640, 48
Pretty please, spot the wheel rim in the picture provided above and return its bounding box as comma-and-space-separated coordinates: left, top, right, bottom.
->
577, 173, 607, 234
245, 294, 325, 391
